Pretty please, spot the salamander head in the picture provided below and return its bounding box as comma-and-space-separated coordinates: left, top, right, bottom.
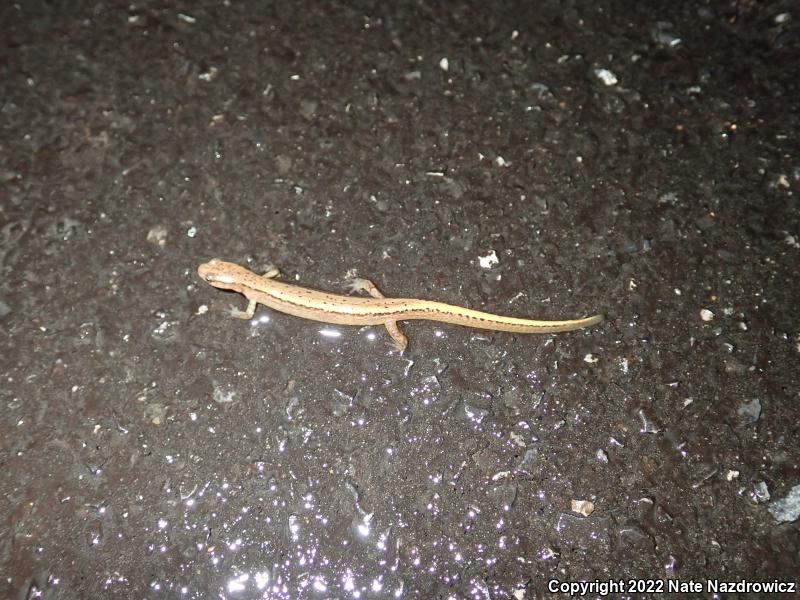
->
197, 259, 250, 290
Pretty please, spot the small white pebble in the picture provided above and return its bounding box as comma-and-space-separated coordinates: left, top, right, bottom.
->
583, 354, 599, 364
700, 308, 714, 321
593, 68, 618, 86
478, 250, 499, 269
509, 432, 526, 448
146, 225, 168, 246
571, 500, 595, 516
198, 66, 218, 82
726, 470, 740, 481
439, 57, 449, 71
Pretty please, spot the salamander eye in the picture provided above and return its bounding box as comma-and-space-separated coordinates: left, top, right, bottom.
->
205, 274, 215, 282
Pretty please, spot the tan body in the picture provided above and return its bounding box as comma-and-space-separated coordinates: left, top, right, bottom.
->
197, 259, 603, 352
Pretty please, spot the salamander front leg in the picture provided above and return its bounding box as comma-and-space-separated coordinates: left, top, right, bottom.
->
228, 265, 277, 320
262, 265, 280, 279
229, 299, 257, 320
347, 277, 408, 353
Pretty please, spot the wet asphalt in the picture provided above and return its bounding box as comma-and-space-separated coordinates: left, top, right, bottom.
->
1, 1, 799, 598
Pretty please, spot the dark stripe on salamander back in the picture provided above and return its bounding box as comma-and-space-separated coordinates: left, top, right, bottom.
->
262, 292, 594, 332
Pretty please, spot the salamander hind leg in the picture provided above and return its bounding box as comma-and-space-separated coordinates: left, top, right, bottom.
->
385, 320, 408, 354
346, 277, 407, 353
262, 265, 280, 279
346, 277, 386, 299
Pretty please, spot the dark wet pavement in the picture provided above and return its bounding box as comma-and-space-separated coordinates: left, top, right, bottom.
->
2, 1, 799, 598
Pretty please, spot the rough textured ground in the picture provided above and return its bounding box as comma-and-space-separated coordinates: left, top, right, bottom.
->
1, 1, 798, 598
